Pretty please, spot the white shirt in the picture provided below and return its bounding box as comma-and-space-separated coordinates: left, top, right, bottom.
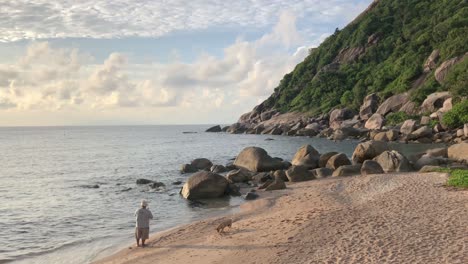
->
135, 207, 153, 228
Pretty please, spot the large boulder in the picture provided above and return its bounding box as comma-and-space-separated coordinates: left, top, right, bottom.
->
181, 171, 229, 200
419, 165, 444, 173
386, 130, 399, 141
226, 169, 252, 183
373, 132, 389, 142
136, 179, 153, 184
399, 101, 418, 115
251, 172, 272, 183
420, 116, 431, 125
191, 158, 213, 170
181, 164, 198, 173
408, 126, 432, 140
260, 110, 278, 121
352, 141, 390, 164
312, 168, 334, 178
425, 147, 448, 158
435, 54, 466, 83
234, 147, 287, 172
210, 165, 227, 174
319, 152, 339, 168
361, 160, 384, 175
376, 93, 410, 116
365, 113, 385, 130
206, 125, 222, 132
329, 108, 355, 129
296, 128, 319, 137
332, 165, 362, 177
273, 170, 288, 182
423, 50, 440, 73
373, 150, 411, 172
265, 179, 286, 191
285, 166, 315, 182
400, 119, 417, 135
360, 93, 379, 120
414, 155, 443, 170
291, 145, 320, 169
420, 92, 451, 113
305, 123, 320, 131
440, 98, 453, 113
326, 153, 351, 170
226, 123, 247, 134
333, 127, 363, 141
447, 143, 468, 163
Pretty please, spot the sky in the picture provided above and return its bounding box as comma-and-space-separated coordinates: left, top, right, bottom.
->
0, 0, 373, 126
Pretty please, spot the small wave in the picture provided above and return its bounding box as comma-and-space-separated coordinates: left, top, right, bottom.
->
9, 235, 115, 263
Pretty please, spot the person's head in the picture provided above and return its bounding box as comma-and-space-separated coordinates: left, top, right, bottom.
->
141, 199, 148, 208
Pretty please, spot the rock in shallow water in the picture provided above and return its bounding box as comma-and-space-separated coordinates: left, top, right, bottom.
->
180, 164, 198, 174
181, 171, 229, 200
205, 125, 222, 132
234, 147, 287, 172
191, 158, 213, 170
136, 179, 153, 184
244, 192, 259, 200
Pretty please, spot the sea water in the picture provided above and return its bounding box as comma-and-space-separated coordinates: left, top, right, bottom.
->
0, 125, 439, 263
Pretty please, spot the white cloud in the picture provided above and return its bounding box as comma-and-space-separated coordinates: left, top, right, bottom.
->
0, 0, 372, 42
0, 2, 373, 125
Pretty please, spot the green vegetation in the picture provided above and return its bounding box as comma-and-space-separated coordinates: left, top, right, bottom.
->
262, 0, 468, 115
442, 100, 468, 129
446, 169, 468, 188
443, 58, 468, 101
428, 119, 439, 129
385, 112, 419, 126
433, 168, 468, 188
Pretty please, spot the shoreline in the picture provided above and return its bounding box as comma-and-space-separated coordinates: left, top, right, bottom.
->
93, 172, 467, 264
92, 189, 284, 264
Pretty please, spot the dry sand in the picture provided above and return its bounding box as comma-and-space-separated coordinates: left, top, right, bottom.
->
94, 172, 467, 264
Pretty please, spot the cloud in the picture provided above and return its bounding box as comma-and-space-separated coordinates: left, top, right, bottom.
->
0, 11, 313, 116
0, 0, 372, 42
0, 2, 372, 125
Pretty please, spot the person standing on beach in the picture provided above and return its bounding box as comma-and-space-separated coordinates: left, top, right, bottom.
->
135, 199, 153, 247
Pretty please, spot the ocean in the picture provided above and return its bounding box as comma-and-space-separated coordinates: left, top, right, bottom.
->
0, 125, 437, 263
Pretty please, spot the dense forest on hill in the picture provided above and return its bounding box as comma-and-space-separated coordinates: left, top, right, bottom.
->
261, 0, 467, 116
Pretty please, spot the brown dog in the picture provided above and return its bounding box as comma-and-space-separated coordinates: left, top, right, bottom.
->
216, 218, 232, 233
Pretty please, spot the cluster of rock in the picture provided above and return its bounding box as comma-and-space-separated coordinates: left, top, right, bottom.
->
203, 52, 468, 145
206, 90, 466, 145
178, 142, 468, 201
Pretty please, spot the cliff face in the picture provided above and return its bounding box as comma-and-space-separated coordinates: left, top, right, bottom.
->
241, 0, 467, 121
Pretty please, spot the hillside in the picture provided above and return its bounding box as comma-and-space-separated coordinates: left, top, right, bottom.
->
257, 0, 467, 116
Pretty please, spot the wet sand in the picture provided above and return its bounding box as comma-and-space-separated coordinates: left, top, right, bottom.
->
94, 172, 467, 264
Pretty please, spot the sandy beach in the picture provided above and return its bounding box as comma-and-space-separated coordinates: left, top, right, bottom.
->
94, 172, 467, 264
